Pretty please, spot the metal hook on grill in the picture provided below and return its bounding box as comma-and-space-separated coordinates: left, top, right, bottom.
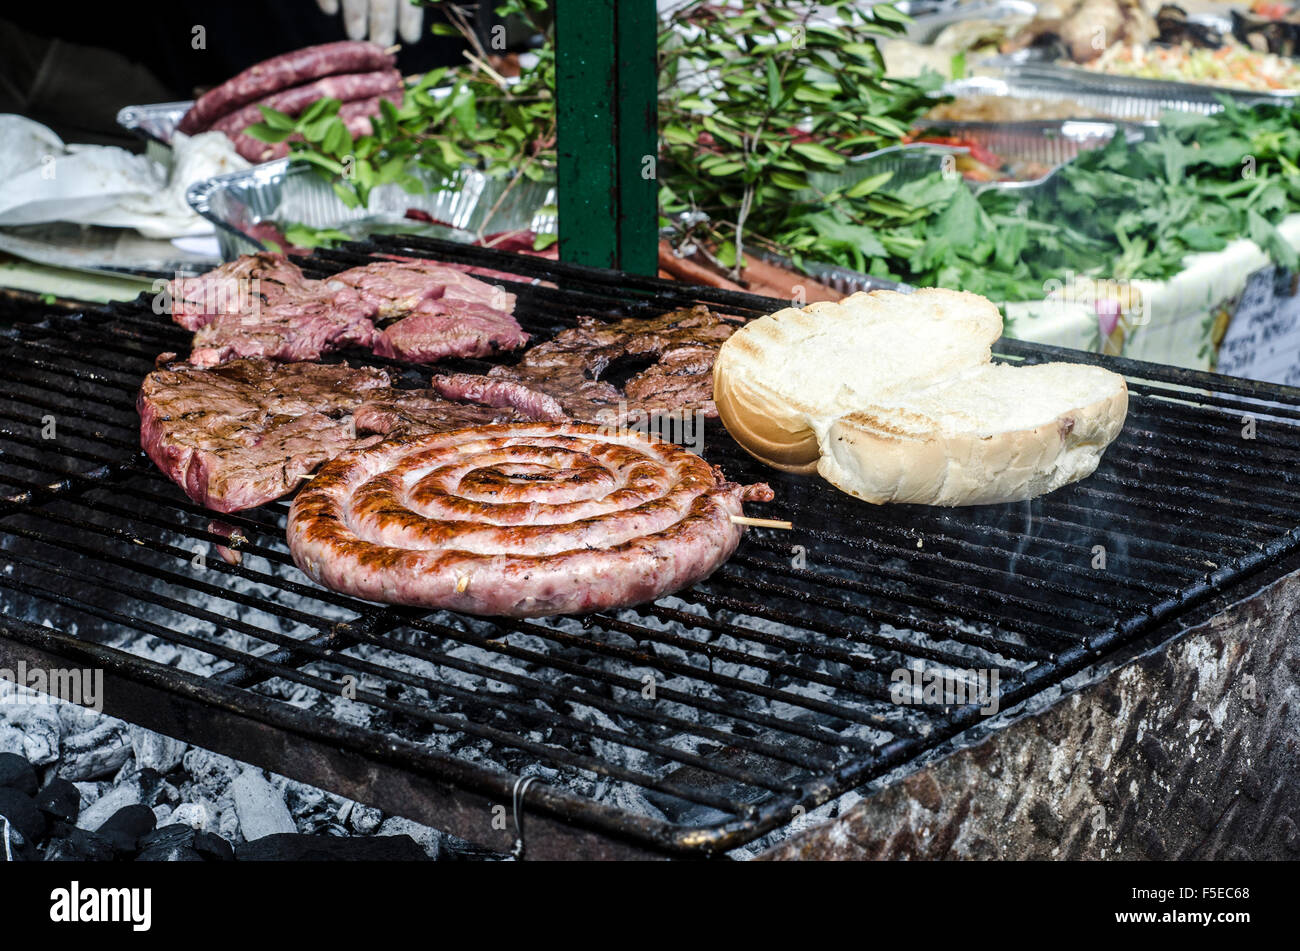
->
511, 775, 542, 861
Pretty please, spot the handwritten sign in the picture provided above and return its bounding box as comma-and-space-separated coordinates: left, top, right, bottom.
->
1216, 267, 1300, 387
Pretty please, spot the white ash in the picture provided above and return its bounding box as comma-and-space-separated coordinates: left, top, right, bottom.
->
0, 680, 59, 764
230, 769, 296, 840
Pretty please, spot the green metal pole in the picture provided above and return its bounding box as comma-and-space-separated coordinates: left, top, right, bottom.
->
555, 0, 658, 274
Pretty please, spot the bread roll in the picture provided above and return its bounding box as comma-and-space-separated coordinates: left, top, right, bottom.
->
713, 289, 1128, 506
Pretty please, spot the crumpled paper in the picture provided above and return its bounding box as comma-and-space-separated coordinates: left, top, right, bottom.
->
0, 114, 249, 239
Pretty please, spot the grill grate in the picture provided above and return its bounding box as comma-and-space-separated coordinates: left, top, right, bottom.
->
3, 235, 1300, 857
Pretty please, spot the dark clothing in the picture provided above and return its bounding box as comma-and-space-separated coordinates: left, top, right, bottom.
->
0, 19, 175, 147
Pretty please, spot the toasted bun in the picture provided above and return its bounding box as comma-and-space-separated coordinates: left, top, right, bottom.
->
816, 363, 1129, 505
713, 289, 1001, 473
714, 290, 1128, 506
712, 333, 821, 473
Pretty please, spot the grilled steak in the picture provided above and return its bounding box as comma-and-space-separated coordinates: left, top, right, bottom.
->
350, 392, 527, 437
168, 253, 315, 332
431, 305, 739, 424
188, 294, 380, 367
286, 423, 774, 617
328, 257, 528, 361
139, 358, 526, 513
373, 300, 532, 363
328, 257, 517, 318
169, 254, 527, 367
433, 367, 621, 423
621, 344, 720, 418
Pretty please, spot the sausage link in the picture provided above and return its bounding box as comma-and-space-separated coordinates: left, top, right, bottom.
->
209, 69, 402, 136
178, 40, 395, 134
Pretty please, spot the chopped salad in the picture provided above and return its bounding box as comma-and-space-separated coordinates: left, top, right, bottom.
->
1084, 40, 1300, 92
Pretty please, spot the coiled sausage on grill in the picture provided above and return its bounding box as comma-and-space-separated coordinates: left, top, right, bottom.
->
287, 423, 774, 617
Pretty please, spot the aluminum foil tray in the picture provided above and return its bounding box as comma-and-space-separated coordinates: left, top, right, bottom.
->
911, 117, 1151, 171
805, 143, 970, 197
902, 0, 1037, 44
994, 61, 1296, 116
931, 75, 1168, 122
187, 159, 556, 261
122, 95, 553, 260
116, 101, 193, 146
811, 118, 1141, 199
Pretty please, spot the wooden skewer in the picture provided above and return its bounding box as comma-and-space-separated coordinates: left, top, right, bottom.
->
384, 44, 402, 56
730, 515, 793, 530
455, 576, 470, 593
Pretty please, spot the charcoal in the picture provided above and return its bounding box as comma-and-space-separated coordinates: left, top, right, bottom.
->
235, 832, 430, 861
56, 714, 131, 781
128, 726, 187, 774
95, 803, 157, 854
43, 821, 115, 861
0, 687, 59, 765
75, 778, 143, 831
74, 767, 164, 832
0, 753, 37, 796
375, 815, 444, 859
230, 769, 296, 841
0, 787, 46, 844
165, 802, 214, 833
34, 778, 80, 822
193, 831, 235, 862
136, 824, 203, 861
348, 803, 383, 834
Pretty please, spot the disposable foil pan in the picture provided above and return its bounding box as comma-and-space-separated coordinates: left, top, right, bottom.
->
930, 75, 1164, 122
187, 159, 556, 261
992, 60, 1297, 116
902, 0, 1037, 44
810, 119, 1140, 198
911, 117, 1151, 174
804, 142, 970, 197
116, 101, 194, 146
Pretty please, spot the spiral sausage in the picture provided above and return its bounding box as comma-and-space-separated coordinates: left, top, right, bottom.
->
287, 423, 773, 617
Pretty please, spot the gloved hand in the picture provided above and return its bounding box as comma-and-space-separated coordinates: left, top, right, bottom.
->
315, 0, 426, 47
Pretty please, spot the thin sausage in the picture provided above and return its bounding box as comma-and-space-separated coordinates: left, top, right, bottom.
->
178, 40, 396, 134
209, 69, 402, 137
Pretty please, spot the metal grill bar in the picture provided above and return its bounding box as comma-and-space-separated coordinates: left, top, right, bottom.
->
4, 235, 1300, 857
